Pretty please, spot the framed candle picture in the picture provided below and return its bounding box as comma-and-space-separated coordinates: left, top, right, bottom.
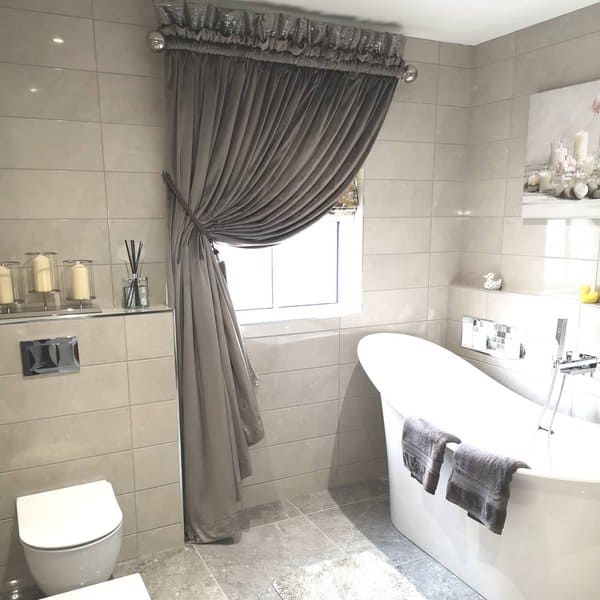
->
522, 78, 600, 219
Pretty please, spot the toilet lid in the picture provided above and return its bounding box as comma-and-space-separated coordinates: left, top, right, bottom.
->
16, 480, 122, 550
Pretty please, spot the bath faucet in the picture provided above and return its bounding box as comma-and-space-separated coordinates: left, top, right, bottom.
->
557, 351, 599, 376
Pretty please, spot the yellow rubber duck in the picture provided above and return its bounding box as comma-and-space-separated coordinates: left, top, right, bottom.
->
579, 285, 599, 304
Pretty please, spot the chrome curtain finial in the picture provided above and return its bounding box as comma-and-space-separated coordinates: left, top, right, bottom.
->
147, 31, 166, 52
401, 64, 418, 83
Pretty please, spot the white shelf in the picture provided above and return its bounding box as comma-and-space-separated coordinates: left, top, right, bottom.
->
522, 193, 600, 219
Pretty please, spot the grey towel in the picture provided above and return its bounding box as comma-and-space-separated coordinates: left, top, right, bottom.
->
446, 444, 530, 535
402, 417, 461, 494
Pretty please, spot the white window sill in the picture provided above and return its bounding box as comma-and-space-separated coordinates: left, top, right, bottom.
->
236, 300, 361, 325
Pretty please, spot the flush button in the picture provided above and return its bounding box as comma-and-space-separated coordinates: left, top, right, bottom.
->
20, 337, 80, 377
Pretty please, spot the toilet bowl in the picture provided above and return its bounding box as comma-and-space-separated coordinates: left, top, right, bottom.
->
16, 480, 123, 596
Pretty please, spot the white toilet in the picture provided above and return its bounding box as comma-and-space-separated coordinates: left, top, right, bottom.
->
16, 480, 123, 596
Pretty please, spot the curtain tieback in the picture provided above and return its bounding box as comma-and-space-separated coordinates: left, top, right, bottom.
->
161, 171, 219, 256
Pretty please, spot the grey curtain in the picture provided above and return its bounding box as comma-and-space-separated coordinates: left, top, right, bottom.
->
163, 16, 398, 543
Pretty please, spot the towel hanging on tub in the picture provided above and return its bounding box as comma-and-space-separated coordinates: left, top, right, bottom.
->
445, 443, 530, 535
402, 416, 461, 494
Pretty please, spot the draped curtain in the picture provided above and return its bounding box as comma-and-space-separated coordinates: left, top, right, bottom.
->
155, 1, 404, 542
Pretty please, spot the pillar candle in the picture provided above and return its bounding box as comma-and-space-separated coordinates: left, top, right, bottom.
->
70, 262, 90, 300
32, 254, 52, 292
0, 265, 14, 304
539, 170, 553, 192
574, 130, 589, 162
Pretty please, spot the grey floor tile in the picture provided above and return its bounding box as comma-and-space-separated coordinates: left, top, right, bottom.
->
289, 479, 388, 515
240, 499, 301, 529
196, 515, 342, 600
307, 496, 425, 565
396, 556, 483, 600
115, 545, 226, 600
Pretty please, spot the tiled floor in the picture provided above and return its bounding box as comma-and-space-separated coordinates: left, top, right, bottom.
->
114, 480, 482, 599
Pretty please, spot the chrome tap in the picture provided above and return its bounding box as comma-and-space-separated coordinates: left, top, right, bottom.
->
557, 351, 599, 375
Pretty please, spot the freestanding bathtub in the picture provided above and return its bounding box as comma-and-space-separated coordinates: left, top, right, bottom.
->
358, 333, 600, 600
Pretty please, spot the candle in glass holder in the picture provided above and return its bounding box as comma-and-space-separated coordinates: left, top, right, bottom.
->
0, 265, 14, 304
32, 253, 52, 292
574, 130, 589, 162
70, 261, 91, 300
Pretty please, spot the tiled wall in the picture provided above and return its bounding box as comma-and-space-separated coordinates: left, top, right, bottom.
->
240, 38, 474, 507
446, 4, 600, 421
0, 0, 167, 308
0, 310, 182, 591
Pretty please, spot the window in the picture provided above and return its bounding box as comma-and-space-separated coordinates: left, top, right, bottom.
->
216, 175, 363, 324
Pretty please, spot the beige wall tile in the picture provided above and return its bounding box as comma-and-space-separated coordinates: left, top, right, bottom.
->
458, 252, 502, 287
92, 0, 157, 26
336, 457, 387, 486
515, 32, 600, 97
429, 252, 461, 286
439, 43, 473, 68
510, 95, 530, 138
507, 136, 527, 178
502, 217, 600, 260
377, 102, 436, 142
130, 400, 179, 448
125, 312, 174, 361
338, 322, 428, 363
472, 59, 514, 106
464, 180, 506, 216
339, 363, 377, 399
258, 401, 339, 447
137, 523, 183, 557
516, 3, 600, 54
426, 319, 447, 345
256, 366, 339, 411
0, 407, 131, 471
363, 180, 432, 217
430, 217, 463, 252
99, 73, 164, 126
432, 181, 464, 217
437, 66, 472, 107
393, 62, 438, 104
0, 117, 103, 170
434, 144, 467, 181
340, 288, 428, 328
245, 330, 339, 375
447, 285, 487, 321
108, 218, 166, 263
474, 33, 516, 67
436, 105, 469, 144
0, 8, 95, 70
117, 492, 137, 535
105, 172, 166, 219
0, 64, 99, 121
0, 1, 92, 17
119, 533, 138, 562
94, 20, 163, 77
0, 218, 110, 264
364, 141, 435, 180
467, 140, 510, 181
462, 217, 504, 254
241, 317, 339, 339
403, 37, 439, 64
504, 177, 524, 217
241, 469, 334, 508
135, 483, 182, 531
102, 124, 165, 173
0, 363, 128, 425
363, 217, 431, 254
469, 100, 512, 144
0, 518, 24, 567
128, 357, 176, 405
133, 442, 180, 491
244, 435, 337, 486
0, 451, 133, 520
428, 285, 449, 320
0, 316, 126, 376
363, 253, 429, 290
338, 395, 383, 432
337, 427, 386, 466
0, 170, 106, 219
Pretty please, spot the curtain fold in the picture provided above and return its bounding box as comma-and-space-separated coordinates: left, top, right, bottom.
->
166, 51, 397, 542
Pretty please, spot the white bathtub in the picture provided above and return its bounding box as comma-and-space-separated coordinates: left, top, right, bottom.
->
358, 333, 600, 600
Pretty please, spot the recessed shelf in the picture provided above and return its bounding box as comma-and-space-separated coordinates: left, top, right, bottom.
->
522, 193, 600, 219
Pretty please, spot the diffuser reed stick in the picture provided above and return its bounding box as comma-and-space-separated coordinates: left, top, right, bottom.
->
124, 240, 143, 308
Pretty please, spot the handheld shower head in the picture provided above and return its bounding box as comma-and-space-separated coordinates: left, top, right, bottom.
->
555, 318, 568, 361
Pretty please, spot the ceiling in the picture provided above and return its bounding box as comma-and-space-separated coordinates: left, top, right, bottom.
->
233, 0, 598, 45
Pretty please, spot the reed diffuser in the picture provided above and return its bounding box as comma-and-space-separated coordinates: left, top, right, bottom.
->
122, 240, 148, 309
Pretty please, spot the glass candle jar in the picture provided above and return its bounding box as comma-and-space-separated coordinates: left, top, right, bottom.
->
0, 261, 24, 311
62, 259, 96, 307
24, 252, 59, 294
122, 275, 149, 309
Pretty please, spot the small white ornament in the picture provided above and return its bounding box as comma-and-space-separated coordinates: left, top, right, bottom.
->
483, 272, 503, 291
573, 182, 589, 200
